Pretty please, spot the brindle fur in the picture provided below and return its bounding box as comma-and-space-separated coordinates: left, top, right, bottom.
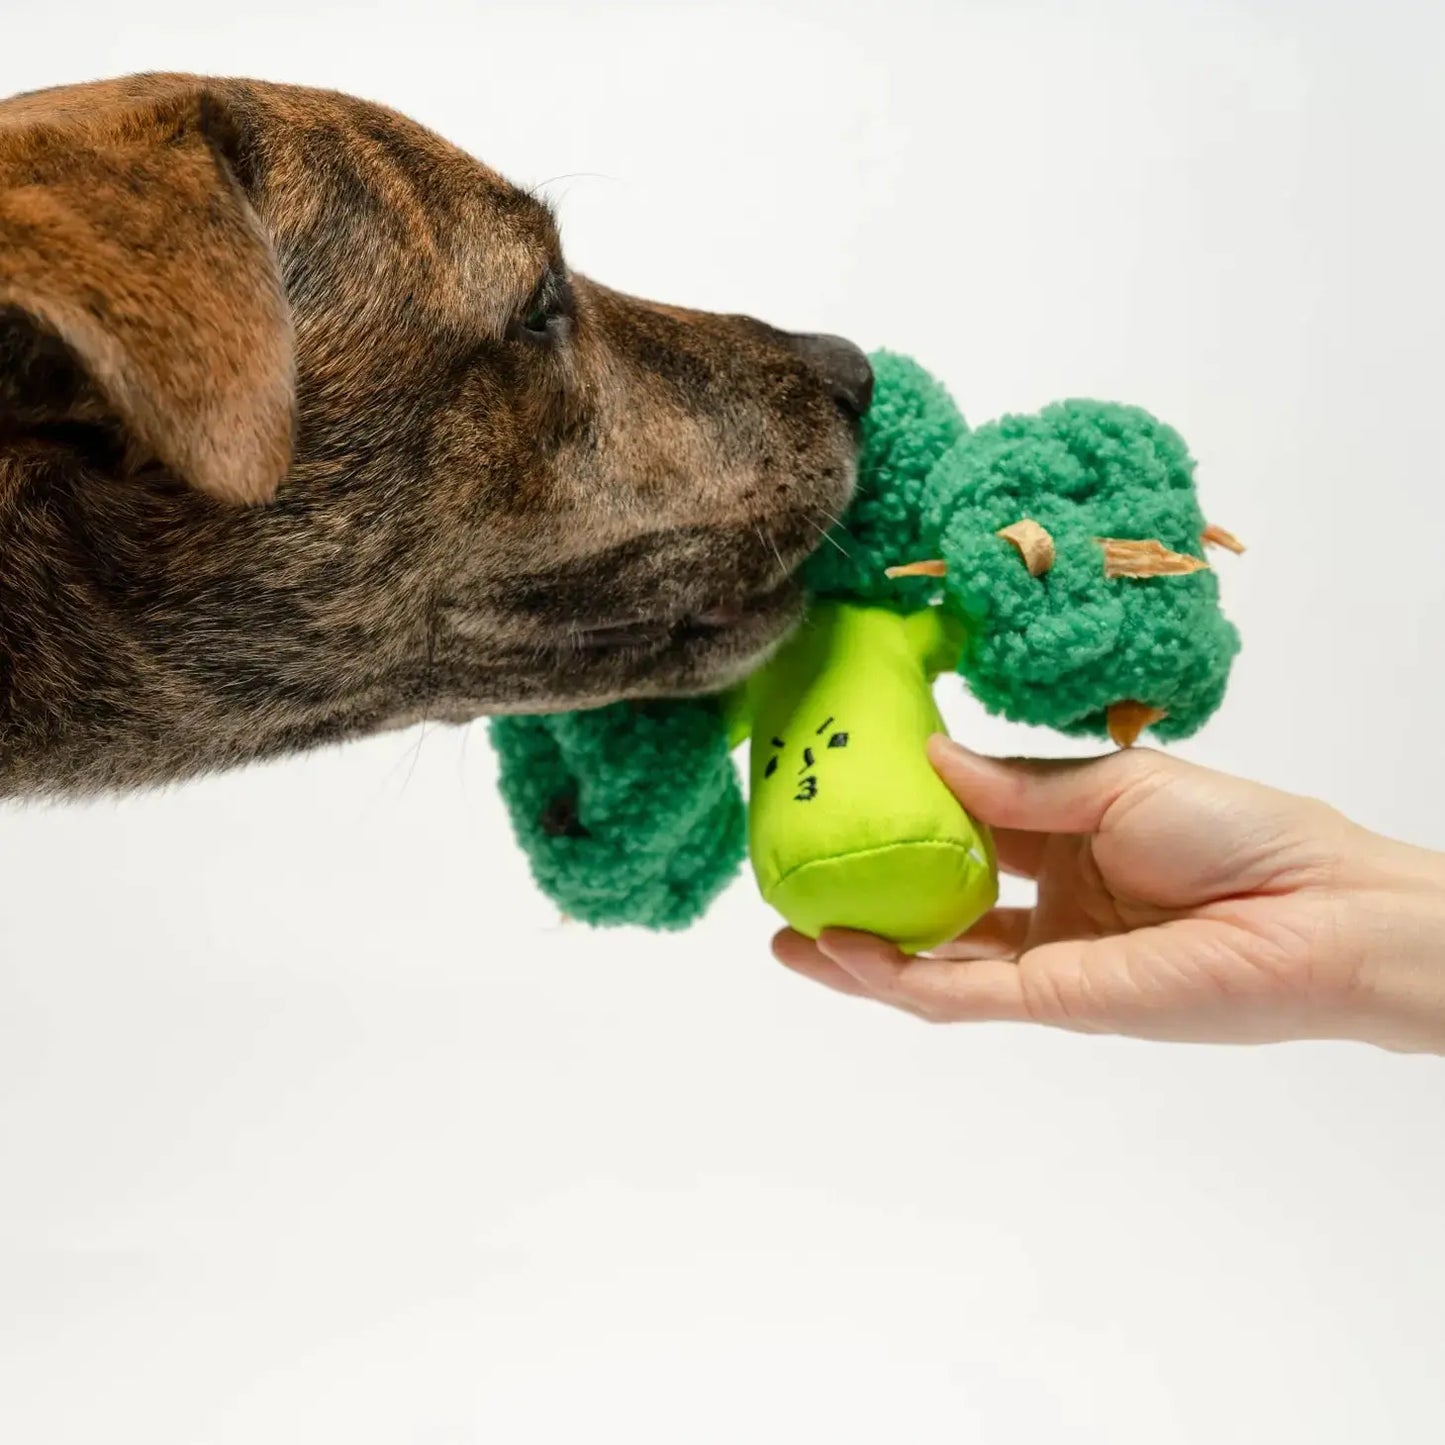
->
0, 74, 868, 797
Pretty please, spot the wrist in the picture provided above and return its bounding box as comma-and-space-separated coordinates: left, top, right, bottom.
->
1343, 834, 1445, 1054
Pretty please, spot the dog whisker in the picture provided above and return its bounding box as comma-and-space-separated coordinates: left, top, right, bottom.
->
805, 515, 850, 558
755, 522, 789, 582
528, 173, 620, 212
400, 717, 432, 793
400, 614, 440, 792
530, 172, 619, 191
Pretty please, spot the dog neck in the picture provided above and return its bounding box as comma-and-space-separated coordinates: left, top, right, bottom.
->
0, 442, 432, 798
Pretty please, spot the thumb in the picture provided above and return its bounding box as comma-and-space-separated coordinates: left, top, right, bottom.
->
926, 735, 1172, 836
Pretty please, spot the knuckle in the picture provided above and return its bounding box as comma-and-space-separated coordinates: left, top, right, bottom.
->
1116, 745, 1174, 789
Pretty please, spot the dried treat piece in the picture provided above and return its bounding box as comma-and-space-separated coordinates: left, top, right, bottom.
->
997, 518, 1056, 577
884, 558, 948, 579
1097, 538, 1210, 580
1201, 523, 1246, 554
1107, 701, 1169, 748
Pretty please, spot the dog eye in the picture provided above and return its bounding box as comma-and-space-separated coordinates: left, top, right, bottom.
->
522, 303, 556, 336
515, 272, 574, 343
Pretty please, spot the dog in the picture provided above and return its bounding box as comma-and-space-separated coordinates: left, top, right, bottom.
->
0, 73, 871, 798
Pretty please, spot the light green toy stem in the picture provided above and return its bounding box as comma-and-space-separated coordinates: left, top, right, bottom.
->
730, 602, 998, 954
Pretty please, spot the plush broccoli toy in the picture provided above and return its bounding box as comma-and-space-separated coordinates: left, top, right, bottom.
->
490, 354, 1242, 952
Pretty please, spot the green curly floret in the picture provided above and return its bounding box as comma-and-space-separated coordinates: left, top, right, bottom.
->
800, 350, 964, 608
925, 400, 1240, 740
489, 699, 745, 929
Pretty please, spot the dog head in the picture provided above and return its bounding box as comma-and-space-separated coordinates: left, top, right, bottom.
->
0, 74, 868, 789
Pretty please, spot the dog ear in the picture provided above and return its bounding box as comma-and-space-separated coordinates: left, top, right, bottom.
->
0, 87, 294, 505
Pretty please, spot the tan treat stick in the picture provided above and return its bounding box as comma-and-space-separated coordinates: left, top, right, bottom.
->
997, 519, 1055, 576
1097, 538, 1210, 579
884, 559, 948, 579
1201, 523, 1246, 554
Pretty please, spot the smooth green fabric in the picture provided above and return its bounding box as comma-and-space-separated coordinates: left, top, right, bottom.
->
745, 603, 996, 953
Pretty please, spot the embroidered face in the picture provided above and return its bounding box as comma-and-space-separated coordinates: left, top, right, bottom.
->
761, 715, 851, 802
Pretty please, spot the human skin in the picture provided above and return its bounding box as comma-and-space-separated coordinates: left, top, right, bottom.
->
774, 738, 1445, 1054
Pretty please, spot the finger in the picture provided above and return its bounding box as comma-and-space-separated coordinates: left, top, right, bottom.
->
987, 827, 1048, 880
927, 734, 1171, 836
811, 931, 935, 1020
926, 907, 1032, 960
772, 929, 873, 999
819, 930, 1030, 1023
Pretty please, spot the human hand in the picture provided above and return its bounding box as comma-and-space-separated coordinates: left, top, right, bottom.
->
773, 738, 1445, 1052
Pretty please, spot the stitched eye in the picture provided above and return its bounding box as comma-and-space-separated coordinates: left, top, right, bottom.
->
827, 732, 849, 749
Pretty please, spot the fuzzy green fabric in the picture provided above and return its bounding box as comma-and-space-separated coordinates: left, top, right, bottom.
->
801, 351, 966, 610
489, 354, 1241, 930
490, 699, 744, 929
930, 401, 1241, 739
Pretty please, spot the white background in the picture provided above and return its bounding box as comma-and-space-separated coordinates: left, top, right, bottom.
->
2, 1, 1444, 1441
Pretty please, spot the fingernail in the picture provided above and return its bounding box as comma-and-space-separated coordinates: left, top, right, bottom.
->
927, 733, 968, 762
928, 735, 1021, 772
928, 734, 997, 767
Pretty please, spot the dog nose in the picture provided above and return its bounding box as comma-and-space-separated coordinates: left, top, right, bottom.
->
790, 333, 875, 417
